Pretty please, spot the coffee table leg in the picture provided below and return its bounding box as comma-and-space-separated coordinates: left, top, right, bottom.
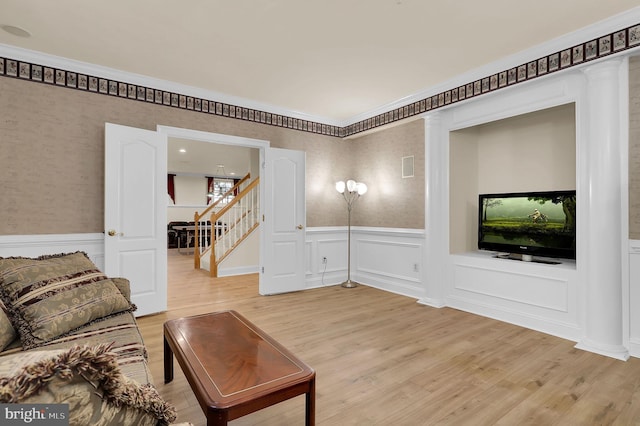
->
306, 376, 316, 426
207, 410, 229, 426
164, 336, 174, 384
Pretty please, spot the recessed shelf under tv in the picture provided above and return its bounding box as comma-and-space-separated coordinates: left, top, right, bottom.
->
457, 250, 577, 270
494, 252, 561, 265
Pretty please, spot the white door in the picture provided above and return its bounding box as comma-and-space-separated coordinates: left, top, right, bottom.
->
104, 123, 167, 316
261, 147, 306, 294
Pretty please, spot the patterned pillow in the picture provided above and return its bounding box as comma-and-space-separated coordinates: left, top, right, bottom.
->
0, 343, 177, 425
111, 277, 132, 303
0, 252, 135, 349
0, 298, 17, 351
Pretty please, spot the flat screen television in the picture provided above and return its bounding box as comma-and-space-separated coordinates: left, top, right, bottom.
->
478, 190, 576, 260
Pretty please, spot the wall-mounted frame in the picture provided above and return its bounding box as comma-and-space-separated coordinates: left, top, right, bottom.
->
402, 155, 414, 178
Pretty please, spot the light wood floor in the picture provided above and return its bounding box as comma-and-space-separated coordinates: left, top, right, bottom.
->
137, 251, 640, 425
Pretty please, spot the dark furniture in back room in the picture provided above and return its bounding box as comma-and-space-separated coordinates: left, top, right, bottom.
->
167, 221, 190, 249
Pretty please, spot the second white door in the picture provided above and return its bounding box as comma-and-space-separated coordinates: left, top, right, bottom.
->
261, 147, 306, 294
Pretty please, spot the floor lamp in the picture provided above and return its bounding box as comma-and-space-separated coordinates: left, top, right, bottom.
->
336, 179, 367, 288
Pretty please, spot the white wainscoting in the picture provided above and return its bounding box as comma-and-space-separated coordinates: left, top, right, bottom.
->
305, 227, 350, 289
0, 230, 426, 301
629, 240, 640, 357
305, 227, 426, 298
446, 252, 580, 341
0, 233, 105, 269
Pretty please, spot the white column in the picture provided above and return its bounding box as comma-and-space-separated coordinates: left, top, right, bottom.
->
418, 112, 447, 307
575, 59, 629, 360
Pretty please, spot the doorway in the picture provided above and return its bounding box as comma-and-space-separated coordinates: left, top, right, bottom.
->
106, 123, 307, 316
158, 126, 268, 283
167, 136, 261, 275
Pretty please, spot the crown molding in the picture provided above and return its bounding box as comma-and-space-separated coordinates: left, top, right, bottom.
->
344, 6, 640, 127
0, 43, 343, 128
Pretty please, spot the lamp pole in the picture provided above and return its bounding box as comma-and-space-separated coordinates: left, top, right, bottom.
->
343, 195, 356, 287
336, 180, 367, 288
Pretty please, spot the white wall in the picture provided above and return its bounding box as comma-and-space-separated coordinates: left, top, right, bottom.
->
629, 240, 640, 356
217, 229, 260, 276
168, 175, 209, 223
174, 175, 207, 206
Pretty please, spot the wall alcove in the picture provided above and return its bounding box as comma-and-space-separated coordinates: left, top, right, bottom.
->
449, 103, 576, 257
421, 60, 629, 360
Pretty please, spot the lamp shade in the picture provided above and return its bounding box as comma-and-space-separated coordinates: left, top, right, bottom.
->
335, 181, 346, 193
356, 182, 368, 195
346, 179, 357, 192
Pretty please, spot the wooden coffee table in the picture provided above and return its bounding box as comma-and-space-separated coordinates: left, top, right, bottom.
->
164, 310, 316, 425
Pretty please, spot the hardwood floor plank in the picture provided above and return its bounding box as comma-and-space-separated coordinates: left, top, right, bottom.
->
136, 252, 640, 425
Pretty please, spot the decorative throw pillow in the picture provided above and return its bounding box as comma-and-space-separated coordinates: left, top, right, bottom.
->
0, 298, 17, 351
111, 277, 132, 303
0, 252, 135, 349
0, 343, 178, 426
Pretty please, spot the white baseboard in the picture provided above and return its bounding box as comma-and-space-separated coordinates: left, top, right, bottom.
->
629, 338, 640, 359
417, 297, 446, 308
217, 265, 260, 277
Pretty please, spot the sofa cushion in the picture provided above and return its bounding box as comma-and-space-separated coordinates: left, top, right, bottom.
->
0, 298, 16, 351
0, 252, 135, 350
38, 311, 152, 385
0, 343, 177, 426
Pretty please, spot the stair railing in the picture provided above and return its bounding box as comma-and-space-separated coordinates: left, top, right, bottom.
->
208, 177, 260, 277
193, 173, 251, 269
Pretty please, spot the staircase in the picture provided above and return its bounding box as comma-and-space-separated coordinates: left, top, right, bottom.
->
192, 173, 260, 277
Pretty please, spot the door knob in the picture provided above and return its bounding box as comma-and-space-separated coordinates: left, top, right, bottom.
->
297, 225, 303, 230
107, 229, 123, 236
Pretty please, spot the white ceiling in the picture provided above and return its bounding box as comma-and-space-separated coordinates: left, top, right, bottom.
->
168, 137, 254, 177
1, 1, 639, 124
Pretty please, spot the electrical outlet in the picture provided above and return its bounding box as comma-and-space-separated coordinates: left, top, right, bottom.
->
322, 257, 327, 264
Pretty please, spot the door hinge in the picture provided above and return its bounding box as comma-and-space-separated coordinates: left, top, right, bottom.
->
261, 266, 264, 274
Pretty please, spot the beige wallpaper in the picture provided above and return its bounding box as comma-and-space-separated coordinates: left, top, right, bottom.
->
3, 57, 637, 237
0, 77, 353, 235
347, 120, 425, 229
630, 56, 640, 240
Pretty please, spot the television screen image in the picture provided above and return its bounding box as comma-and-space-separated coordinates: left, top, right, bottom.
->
478, 190, 576, 260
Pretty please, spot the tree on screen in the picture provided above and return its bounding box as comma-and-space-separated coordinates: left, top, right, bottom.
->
482, 198, 502, 221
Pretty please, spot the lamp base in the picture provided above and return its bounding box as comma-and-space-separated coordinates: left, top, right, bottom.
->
341, 279, 359, 288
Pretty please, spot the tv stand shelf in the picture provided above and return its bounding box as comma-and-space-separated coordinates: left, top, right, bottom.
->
454, 250, 577, 270
448, 251, 579, 340
494, 253, 562, 265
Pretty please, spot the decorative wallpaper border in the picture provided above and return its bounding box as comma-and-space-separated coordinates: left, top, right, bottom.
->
1, 22, 639, 139
345, 23, 640, 137
0, 55, 342, 138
